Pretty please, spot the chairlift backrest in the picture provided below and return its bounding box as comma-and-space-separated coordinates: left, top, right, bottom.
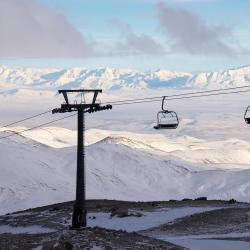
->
244, 106, 250, 124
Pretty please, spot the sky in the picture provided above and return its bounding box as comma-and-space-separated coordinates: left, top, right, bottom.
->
0, 0, 250, 73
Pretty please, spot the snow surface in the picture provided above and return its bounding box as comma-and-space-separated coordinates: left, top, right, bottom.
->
88, 206, 250, 249
87, 207, 220, 232
162, 238, 250, 250
0, 225, 55, 234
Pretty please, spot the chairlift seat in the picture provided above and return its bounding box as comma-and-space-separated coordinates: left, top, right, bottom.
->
154, 123, 178, 129
154, 109, 179, 130
245, 118, 250, 124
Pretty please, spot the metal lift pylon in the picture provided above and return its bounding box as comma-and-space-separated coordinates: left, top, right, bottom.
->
52, 89, 112, 228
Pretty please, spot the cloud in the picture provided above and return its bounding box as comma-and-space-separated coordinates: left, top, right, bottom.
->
0, 0, 94, 59
112, 20, 165, 56
156, 2, 234, 56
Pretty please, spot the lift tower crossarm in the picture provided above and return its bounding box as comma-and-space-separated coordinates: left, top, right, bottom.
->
52, 89, 112, 229
58, 89, 102, 93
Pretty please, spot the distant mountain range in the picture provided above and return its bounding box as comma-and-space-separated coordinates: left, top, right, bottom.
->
0, 65, 250, 93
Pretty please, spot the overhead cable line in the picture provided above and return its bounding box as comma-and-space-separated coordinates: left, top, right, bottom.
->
2, 85, 250, 129
104, 85, 250, 105
0, 103, 111, 140
111, 88, 250, 106
0, 110, 52, 128
1, 85, 250, 140
0, 113, 76, 140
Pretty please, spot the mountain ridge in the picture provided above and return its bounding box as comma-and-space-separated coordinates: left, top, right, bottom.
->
1, 65, 250, 92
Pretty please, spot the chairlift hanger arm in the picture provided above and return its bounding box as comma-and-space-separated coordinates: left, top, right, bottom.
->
162, 96, 165, 111
162, 96, 170, 112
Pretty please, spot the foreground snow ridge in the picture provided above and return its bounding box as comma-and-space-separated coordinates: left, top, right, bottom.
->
87, 206, 219, 232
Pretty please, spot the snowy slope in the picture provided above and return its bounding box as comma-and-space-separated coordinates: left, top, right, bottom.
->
1, 127, 250, 215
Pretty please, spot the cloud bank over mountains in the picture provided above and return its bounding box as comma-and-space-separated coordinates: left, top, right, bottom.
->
0, 0, 93, 59
111, 20, 165, 56
0, 0, 246, 59
157, 2, 234, 56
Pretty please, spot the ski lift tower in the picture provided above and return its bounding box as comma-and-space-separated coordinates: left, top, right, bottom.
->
52, 89, 112, 228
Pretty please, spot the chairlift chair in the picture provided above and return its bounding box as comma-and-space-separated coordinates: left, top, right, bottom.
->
154, 96, 179, 129
244, 106, 250, 124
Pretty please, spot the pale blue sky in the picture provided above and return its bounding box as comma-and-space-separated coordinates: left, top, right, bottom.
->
1, 0, 250, 72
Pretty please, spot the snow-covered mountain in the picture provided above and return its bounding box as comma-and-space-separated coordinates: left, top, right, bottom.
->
1, 64, 250, 93
1, 127, 250, 215
0, 65, 191, 91
187, 66, 250, 89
